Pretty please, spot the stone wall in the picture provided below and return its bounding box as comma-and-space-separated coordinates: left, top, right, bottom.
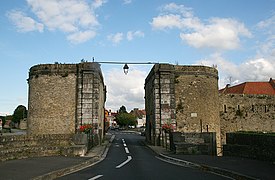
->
0, 134, 84, 161
219, 94, 275, 144
223, 132, 275, 161
145, 64, 220, 154
28, 62, 106, 142
28, 64, 77, 135
145, 64, 176, 146
170, 132, 216, 155
174, 66, 221, 154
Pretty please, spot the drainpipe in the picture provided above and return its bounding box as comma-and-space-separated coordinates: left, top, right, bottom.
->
158, 68, 162, 146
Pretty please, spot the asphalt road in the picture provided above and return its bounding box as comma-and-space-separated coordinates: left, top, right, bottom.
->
58, 131, 230, 180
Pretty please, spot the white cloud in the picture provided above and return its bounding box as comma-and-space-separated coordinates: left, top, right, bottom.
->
67, 30, 96, 44
127, 31, 144, 41
107, 33, 123, 44
197, 53, 275, 88
257, 14, 275, 31
104, 68, 147, 112
92, 0, 107, 9
256, 14, 275, 57
151, 3, 251, 51
180, 18, 251, 50
123, 0, 132, 4
161, 3, 193, 18
27, 0, 99, 31
7, 10, 44, 32
151, 14, 184, 30
7, 0, 102, 43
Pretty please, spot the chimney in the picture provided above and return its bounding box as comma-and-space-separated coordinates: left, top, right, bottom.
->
269, 78, 275, 89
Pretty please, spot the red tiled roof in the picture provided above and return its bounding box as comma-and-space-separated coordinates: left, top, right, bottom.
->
219, 78, 275, 95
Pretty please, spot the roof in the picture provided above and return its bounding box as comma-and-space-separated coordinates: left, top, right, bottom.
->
219, 78, 275, 95
131, 109, 146, 118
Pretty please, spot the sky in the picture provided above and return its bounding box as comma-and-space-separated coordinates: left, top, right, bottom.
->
0, 0, 274, 115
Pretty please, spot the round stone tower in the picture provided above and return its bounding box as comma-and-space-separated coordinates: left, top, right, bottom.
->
27, 63, 78, 135
174, 65, 221, 153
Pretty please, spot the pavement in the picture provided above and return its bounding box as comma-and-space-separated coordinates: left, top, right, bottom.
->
0, 133, 274, 180
148, 145, 275, 180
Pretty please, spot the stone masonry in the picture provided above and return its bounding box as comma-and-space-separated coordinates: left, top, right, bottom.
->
145, 64, 221, 154
28, 62, 106, 140
145, 64, 176, 146
219, 94, 275, 144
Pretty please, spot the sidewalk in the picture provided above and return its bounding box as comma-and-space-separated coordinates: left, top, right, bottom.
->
147, 145, 275, 180
0, 134, 112, 180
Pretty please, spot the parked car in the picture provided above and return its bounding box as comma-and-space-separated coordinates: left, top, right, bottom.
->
140, 126, 145, 136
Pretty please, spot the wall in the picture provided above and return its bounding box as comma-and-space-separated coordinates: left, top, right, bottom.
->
0, 134, 84, 161
75, 63, 106, 143
219, 94, 275, 144
223, 132, 275, 161
145, 64, 220, 154
174, 66, 221, 154
28, 62, 106, 142
145, 64, 176, 146
28, 64, 77, 135
170, 132, 216, 155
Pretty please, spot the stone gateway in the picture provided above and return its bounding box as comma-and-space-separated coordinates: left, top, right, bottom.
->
145, 64, 221, 154
27, 62, 106, 141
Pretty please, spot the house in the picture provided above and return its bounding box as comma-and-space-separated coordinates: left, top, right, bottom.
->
219, 78, 275, 95
131, 108, 146, 128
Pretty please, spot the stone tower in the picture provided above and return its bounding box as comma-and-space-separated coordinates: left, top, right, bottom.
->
174, 65, 220, 152
27, 62, 106, 139
145, 64, 221, 153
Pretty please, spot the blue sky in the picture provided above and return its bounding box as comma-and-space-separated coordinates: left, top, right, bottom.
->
0, 0, 274, 115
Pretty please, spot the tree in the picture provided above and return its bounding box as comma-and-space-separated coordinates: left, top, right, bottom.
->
118, 105, 127, 113
116, 106, 137, 128
116, 112, 137, 128
12, 105, 27, 124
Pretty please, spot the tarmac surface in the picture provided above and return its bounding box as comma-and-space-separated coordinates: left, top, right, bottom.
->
0, 132, 274, 180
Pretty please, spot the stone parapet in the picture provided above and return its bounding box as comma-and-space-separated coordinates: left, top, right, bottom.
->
174, 65, 218, 79
0, 134, 87, 161
219, 93, 275, 144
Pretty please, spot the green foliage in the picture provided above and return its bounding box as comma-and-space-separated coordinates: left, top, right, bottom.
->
12, 105, 27, 123
116, 112, 137, 127
118, 105, 127, 113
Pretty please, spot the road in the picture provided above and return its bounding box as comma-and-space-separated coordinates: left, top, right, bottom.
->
58, 131, 230, 180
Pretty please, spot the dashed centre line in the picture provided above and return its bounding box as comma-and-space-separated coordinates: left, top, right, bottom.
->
116, 156, 132, 169
125, 147, 129, 154
115, 138, 132, 169
88, 174, 103, 180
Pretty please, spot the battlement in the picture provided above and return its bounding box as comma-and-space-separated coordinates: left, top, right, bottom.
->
174, 65, 218, 79
29, 62, 102, 79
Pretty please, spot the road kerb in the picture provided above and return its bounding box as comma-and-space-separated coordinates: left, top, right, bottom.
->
158, 153, 258, 180
32, 139, 112, 180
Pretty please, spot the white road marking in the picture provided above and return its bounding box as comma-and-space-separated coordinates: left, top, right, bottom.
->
110, 135, 115, 143
116, 156, 132, 169
125, 147, 129, 154
88, 175, 103, 180
123, 143, 126, 147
